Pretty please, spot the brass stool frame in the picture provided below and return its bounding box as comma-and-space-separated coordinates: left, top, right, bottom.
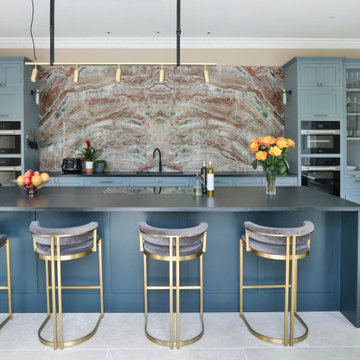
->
240, 229, 312, 346
32, 228, 104, 350
140, 230, 207, 349
0, 238, 12, 329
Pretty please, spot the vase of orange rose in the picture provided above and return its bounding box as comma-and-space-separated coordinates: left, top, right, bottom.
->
250, 136, 295, 195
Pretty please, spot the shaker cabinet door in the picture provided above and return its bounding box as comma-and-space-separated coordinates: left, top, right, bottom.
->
0, 91, 22, 120
299, 62, 341, 88
299, 90, 341, 120
0, 63, 22, 89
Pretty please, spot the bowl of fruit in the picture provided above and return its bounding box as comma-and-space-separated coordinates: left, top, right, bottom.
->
16, 170, 50, 198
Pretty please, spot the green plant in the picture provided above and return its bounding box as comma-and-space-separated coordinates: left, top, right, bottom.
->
75, 140, 102, 162
94, 159, 108, 169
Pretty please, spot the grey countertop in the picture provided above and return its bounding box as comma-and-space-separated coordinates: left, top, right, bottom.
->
0, 186, 358, 212
49, 171, 298, 178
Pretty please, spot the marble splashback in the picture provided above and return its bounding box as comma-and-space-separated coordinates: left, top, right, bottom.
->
39, 65, 284, 172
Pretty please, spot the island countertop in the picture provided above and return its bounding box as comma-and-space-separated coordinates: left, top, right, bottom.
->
0, 186, 358, 212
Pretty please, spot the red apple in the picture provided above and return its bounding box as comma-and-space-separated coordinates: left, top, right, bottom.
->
34, 171, 40, 176
25, 169, 34, 177
24, 177, 32, 186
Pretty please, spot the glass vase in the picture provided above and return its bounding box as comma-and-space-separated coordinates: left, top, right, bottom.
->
266, 173, 276, 195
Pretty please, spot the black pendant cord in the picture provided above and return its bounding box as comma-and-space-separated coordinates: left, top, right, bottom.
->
30, 0, 37, 61
50, 0, 55, 66
176, 0, 181, 66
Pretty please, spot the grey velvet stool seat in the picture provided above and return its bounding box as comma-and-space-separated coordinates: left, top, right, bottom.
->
139, 221, 208, 349
240, 221, 314, 347
0, 234, 12, 330
29, 221, 104, 350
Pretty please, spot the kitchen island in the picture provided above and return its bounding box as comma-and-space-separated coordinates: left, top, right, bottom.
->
0, 186, 359, 327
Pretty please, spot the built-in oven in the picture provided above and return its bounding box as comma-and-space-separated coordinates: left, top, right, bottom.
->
301, 158, 340, 196
301, 121, 340, 154
0, 121, 21, 154
0, 158, 21, 186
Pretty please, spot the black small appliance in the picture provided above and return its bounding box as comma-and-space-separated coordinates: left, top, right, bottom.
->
62, 158, 82, 174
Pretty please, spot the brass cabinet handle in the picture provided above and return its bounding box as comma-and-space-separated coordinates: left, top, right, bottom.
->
321, 82, 325, 86
355, 180, 360, 183
0, 114, 9, 117
314, 114, 328, 117
317, 82, 320, 86
99, 180, 113, 183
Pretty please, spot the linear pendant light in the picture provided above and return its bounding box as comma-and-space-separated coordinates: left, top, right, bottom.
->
26, 0, 215, 83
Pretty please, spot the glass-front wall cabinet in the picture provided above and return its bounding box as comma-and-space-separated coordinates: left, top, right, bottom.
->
345, 66, 360, 171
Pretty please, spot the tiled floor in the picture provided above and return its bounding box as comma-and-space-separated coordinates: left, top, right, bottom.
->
0, 312, 360, 359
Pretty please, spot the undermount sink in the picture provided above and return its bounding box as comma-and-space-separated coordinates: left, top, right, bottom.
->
135, 171, 184, 175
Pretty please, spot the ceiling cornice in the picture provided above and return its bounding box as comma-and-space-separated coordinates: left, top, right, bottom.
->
1, 37, 360, 49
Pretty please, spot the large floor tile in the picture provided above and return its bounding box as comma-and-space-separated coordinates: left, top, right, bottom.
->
299, 312, 360, 347
244, 347, 360, 360
108, 349, 247, 360
0, 350, 108, 360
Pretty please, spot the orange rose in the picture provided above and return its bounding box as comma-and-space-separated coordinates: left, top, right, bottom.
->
276, 137, 289, 149
255, 151, 267, 161
258, 136, 276, 146
250, 138, 259, 152
287, 138, 295, 148
269, 145, 282, 157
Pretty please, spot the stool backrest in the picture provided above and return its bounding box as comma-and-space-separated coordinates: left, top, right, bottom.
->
139, 222, 208, 254
29, 221, 98, 249
244, 221, 314, 254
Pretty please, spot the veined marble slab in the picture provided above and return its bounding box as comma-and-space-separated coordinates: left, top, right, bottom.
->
39, 65, 284, 172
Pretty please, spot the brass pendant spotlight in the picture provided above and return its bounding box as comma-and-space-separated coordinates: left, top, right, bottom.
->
30, 65, 38, 83
159, 65, 165, 83
115, 65, 122, 83
203, 65, 210, 83
73, 65, 80, 83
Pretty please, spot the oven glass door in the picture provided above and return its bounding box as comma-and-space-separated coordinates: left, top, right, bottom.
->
301, 134, 340, 154
302, 171, 340, 196
0, 171, 20, 186
0, 134, 21, 154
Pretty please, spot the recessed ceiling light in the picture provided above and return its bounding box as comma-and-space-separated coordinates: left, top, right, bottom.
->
106, 31, 111, 34
329, 16, 336, 19
156, 31, 160, 34
207, 31, 211, 35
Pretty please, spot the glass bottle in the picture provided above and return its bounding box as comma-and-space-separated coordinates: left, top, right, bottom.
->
206, 161, 215, 197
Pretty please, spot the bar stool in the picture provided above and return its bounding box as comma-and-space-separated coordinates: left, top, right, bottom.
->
0, 234, 12, 329
240, 221, 314, 346
29, 221, 104, 350
139, 221, 208, 349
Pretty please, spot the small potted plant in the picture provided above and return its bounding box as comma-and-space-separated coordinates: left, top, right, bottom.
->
93, 159, 108, 174
76, 140, 102, 174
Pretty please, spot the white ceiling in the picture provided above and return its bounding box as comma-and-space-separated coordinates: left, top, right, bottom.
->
1, 0, 360, 48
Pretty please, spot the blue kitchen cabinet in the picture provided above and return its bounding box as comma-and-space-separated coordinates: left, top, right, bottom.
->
46, 177, 85, 187
0, 91, 22, 120
129, 176, 192, 187
213, 177, 235, 187
299, 62, 341, 88
84, 177, 129, 186
236, 176, 297, 187
0, 63, 22, 89
299, 89, 341, 120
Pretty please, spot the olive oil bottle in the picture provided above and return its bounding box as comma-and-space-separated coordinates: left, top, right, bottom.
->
206, 161, 215, 196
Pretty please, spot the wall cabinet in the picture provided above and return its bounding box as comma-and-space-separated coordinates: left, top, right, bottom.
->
299, 90, 341, 120
0, 91, 22, 120
0, 57, 39, 187
0, 63, 22, 89
299, 62, 341, 88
